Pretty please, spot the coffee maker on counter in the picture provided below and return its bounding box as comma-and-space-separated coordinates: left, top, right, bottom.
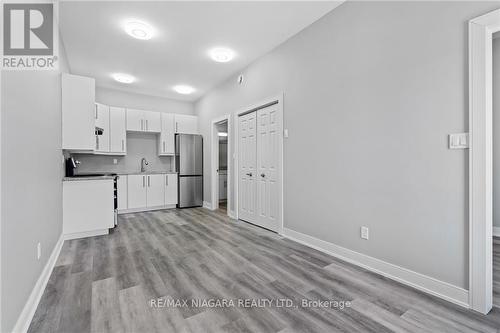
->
65, 157, 80, 177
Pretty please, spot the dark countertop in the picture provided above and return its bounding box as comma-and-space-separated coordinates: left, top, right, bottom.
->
63, 176, 115, 182
117, 171, 178, 175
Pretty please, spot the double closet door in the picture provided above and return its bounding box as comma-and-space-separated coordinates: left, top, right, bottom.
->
238, 103, 281, 232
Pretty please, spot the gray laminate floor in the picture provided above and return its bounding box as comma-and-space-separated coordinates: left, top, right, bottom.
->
28, 208, 500, 332
494, 236, 500, 308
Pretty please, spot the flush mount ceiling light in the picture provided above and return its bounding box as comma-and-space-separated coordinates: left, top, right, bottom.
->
124, 20, 154, 40
218, 132, 228, 137
112, 73, 135, 84
173, 85, 195, 95
209, 47, 235, 63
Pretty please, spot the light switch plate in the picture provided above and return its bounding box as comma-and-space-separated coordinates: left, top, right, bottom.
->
37, 242, 41, 260
361, 226, 369, 240
284, 129, 289, 138
449, 133, 469, 149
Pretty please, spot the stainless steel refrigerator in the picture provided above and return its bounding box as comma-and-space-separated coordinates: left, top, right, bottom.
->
175, 134, 203, 208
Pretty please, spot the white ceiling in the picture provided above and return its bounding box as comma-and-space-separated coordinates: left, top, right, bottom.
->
60, 1, 342, 102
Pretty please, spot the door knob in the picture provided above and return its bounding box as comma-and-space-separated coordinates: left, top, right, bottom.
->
246, 172, 252, 177
261, 173, 265, 178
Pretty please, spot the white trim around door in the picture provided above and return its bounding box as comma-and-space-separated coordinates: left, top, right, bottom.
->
468, 8, 500, 314
210, 114, 232, 215
234, 94, 284, 234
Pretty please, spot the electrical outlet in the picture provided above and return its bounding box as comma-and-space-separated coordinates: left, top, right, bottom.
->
361, 227, 369, 240
37, 242, 41, 260
284, 129, 289, 138
113, 158, 118, 164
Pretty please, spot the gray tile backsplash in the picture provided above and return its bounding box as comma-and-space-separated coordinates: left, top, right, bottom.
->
72, 132, 173, 174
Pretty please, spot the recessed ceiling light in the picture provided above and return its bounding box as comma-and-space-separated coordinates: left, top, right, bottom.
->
124, 20, 154, 40
209, 47, 235, 63
173, 85, 195, 95
112, 73, 135, 84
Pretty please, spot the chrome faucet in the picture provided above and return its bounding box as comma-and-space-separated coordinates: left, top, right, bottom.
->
141, 158, 149, 172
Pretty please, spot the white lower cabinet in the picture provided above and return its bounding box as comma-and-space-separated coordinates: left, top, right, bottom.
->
121, 173, 177, 212
127, 174, 147, 209
117, 175, 128, 210
63, 179, 114, 239
147, 174, 165, 207
165, 174, 178, 205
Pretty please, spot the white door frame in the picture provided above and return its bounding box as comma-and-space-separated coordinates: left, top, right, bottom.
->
468, 9, 500, 314
234, 93, 284, 234
210, 114, 232, 215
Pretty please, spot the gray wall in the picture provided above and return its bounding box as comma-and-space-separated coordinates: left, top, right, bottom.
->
493, 37, 500, 229
195, 1, 500, 289
96, 87, 194, 115
1, 38, 70, 331
73, 132, 173, 174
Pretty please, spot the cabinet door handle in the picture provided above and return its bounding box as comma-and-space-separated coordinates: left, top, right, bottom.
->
166, 175, 169, 186
96, 136, 99, 150
163, 141, 165, 152
95, 106, 98, 119
175, 122, 178, 132
140, 119, 143, 131
121, 139, 124, 151
142, 176, 145, 187
146, 119, 149, 131
148, 176, 151, 187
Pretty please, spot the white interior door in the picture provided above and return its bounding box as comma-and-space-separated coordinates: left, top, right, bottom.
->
256, 104, 280, 231
238, 112, 257, 224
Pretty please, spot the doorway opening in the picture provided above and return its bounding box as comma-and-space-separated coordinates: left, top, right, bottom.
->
469, 8, 500, 314
210, 115, 232, 216
492, 31, 500, 309
217, 121, 228, 213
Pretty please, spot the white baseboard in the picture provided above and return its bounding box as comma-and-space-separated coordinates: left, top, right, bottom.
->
64, 229, 108, 240
118, 204, 176, 214
228, 210, 236, 219
12, 234, 64, 333
282, 228, 470, 309
203, 201, 214, 210
493, 227, 500, 237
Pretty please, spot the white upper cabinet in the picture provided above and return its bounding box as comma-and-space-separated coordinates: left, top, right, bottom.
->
62, 73, 95, 150
144, 111, 161, 132
95, 103, 110, 153
126, 108, 144, 132
159, 113, 175, 155
126, 109, 161, 133
175, 114, 198, 134
165, 174, 178, 205
109, 107, 127, 154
